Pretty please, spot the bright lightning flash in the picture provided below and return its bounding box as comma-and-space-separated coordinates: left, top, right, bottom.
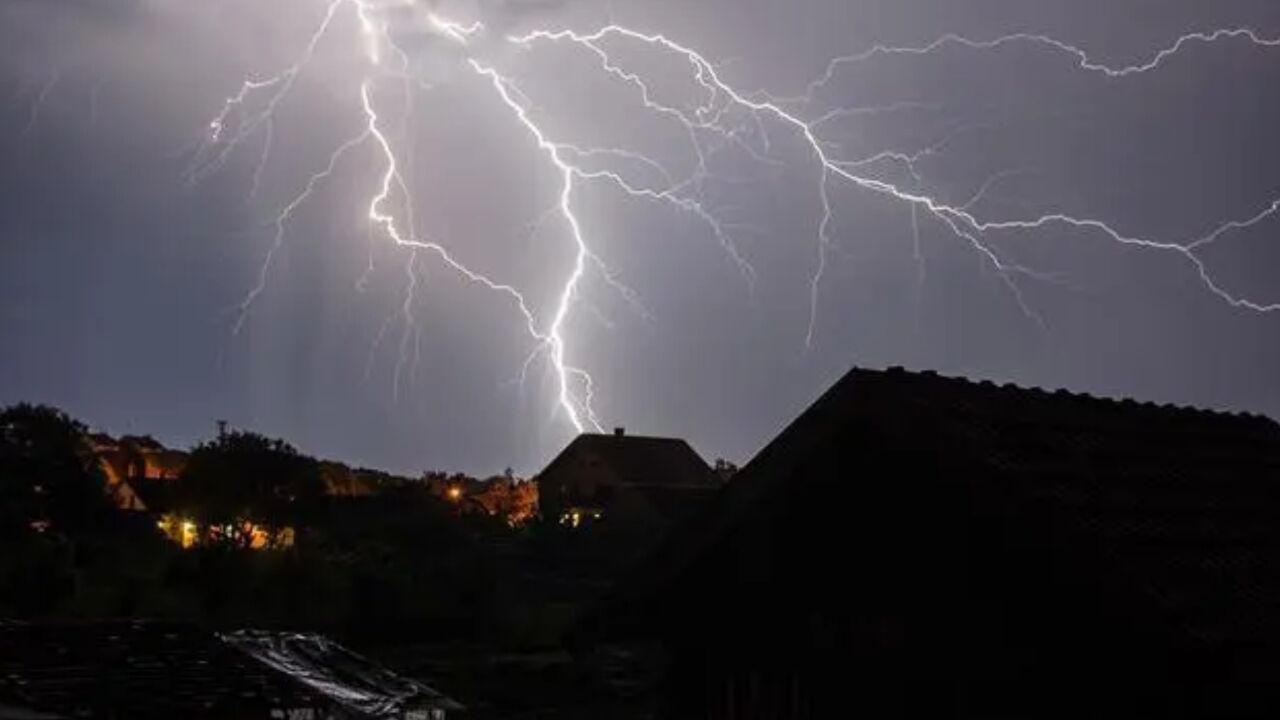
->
192, 1, 1280, 435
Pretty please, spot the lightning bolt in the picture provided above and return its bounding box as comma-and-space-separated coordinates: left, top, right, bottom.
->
792, 27, 1280, 104
195, 2, 1280, 438
188, 0, 348, 185
511, 23, 1280, 334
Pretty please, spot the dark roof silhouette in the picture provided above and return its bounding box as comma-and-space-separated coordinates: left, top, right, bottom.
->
578, 367, 1280, 666
537, 432, 718, 489
0, 621, 459, 719
0, 621, 319, 718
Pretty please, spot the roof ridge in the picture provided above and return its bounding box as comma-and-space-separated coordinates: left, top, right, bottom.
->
878, 365, 1278, 429
576, 432, 694, 442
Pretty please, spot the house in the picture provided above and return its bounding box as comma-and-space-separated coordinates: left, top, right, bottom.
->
536, 428, 721, 539
0, 621, 462, 719
89, 433, 187, 512
575, 366, 1280, 718
91, 433, 304, 550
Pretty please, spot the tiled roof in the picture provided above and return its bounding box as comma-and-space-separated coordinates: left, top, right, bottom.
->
0, 622, 461, 718
873, 369, 1280, 649
579, 366, 1280, 656
0, 621, 322, 719
223, 631, 464, 715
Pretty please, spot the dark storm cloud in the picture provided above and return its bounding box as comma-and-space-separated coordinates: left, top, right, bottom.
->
4, 0, 143, 16
1, 0, 1278, 476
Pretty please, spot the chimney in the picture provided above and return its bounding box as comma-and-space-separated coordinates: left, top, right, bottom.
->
614, 427, 626, 437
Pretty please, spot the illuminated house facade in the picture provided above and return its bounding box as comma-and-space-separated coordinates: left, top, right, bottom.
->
579, 367, 1280, 718
90, 433, 187, 512
536, 429, 721, 538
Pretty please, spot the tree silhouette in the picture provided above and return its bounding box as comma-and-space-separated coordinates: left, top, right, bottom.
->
177, 431, 323, 549
0, 403, 111, 535
0, 404, 114, 615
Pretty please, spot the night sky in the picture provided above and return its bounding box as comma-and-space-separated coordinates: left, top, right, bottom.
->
2, 0, 1278, 476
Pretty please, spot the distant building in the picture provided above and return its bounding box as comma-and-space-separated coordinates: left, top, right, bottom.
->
423, 472, 538, 527
88, 433, 187, 512
0, 621, 463, 719
536, 428, 721, 539
577, 367, 1280, 718
88, 433, 299, 550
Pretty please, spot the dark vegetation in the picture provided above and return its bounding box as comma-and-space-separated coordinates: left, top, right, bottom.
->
0, 403, 527, 642
0, 403, 655, 717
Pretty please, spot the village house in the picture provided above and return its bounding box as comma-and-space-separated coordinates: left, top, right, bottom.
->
88, 433, 295, 550
536, 428, 722, 540
88, 433, 187, 512
576, 366, 1280, 718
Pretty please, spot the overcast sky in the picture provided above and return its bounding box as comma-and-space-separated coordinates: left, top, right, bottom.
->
2, 0, 1278, 476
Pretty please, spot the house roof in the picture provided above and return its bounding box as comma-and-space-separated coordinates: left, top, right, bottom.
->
221, 631, 464, 714
577, 366, 1280, 655
537, 433, 719, 489
0, 621, 323, 719
0, 621, 460, 718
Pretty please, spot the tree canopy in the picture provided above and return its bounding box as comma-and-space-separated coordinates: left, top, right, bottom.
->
0, 403, 111, 535
177, 431, 324, 548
